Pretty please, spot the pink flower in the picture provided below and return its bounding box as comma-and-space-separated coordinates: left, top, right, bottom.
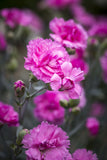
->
78, 87, 86, 108
86, 117, 100, 136
0, 33, 7, 51
14, 80, 25, 90
50, 62, 84, 99
45, 0, 80, 9
34, 91, 65, 124
100, 51, 107, 83
24, 38, 70, 83
49, 17, 88, 50
22, 121, 72, 160
72, 149, 98, 160
70, 56, 89, 74
1, 8, 43, 31
89, 22, 107, 37
0, 101, 19, 126
70, 4, 96, 27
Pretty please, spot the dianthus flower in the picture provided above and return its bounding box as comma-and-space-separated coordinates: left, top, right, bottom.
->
34, 91, 65, 124
22, 121, 72, 160
70, 4, 96, 27
70, 56, 89, 74
0, 101, 19, 126
100, 51, 107, 83
24, 38, 70, 83
86, 117, 100, 136
89, 22, 107, 37
1, 8, 43, 31
0, 33, 7, 51
50, 62, 84, 99
45, 0, 80, 9
72, 149, 98, 160
49, 17, 88, 50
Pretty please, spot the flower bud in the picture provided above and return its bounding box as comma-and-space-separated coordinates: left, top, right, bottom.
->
16, 129, 29, 145
14, 80, 25, 97
72, 107, 80, 114
60, 100, 68, 108
68, 99, 80, 108
29, 73, 38, 82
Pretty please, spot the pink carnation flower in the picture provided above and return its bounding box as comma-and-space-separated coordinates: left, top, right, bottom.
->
100, 51, 107, 83
49, 17, 88, 50
0, 33, 7, 51
24, 38, 69, 83
86, 117, 100, 136
70, 4, 96, 27
89, 22, 107, 37
1, 8, 43, 31
0, 101, 19, 126
50, 62, 84, 99
45, 0, 80, 9
70, 56, 89, 74
72, 149, 98, 160
34, 91, 65, 124
22, 121, 72, 160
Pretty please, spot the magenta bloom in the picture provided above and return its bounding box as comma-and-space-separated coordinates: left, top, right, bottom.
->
89, 22, 107, 37
71, 4, 96, 27
34, 91, 65, 124
24, 38, 69, 83
14, 80, 25, 90
86, 117, 100, 136
0, 33, 7, 51
50, 62, 84, 99
22, 121, 72, 160
100, 51, 107, 83
1, 8, 43, 31
49, 17, 88, 50
45, 0, 80, 9
70, 56, 89, 74
0, 101, 19, 126
72, 149, 98, 160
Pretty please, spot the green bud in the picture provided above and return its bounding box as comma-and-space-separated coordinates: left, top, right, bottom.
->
29, 73, 38, 82
60, 100, 68, 108
16, 129, 29, 145
68, 99, 80, 108
72, 107, 80, 114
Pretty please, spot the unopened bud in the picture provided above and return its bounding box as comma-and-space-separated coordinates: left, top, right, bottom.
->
16, 129, 29, 145
68, 99, 80, 108
60, 100, 68, 108
72, 107, 80, 114
29, 73, 38, 82
14, 80, 25, 97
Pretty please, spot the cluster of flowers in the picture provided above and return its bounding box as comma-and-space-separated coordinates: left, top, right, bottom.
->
0, 8, 43, 31
22, 121, 98, 160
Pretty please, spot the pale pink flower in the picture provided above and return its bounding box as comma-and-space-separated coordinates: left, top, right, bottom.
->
100, 51, 107, 83
34, 91, 65, 124
0, 33, 7, 51
1, 8, 43, 31
50, 62, 84, 99
72, 149, 98, 160
24, 38, 70, 83
0, 101, 19, 126
78, 87, 86, 108
86, 117, 100, 136
22, 121, 72, 160
45, 0, 80, 9
70, 4, 96, 27
49, 17, 88, 50
70, 56, 89, 74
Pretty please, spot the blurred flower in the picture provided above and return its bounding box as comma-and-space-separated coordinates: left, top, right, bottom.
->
49, 17, 88, 50
86, 117, 100, 136
22, 121, 72, 160
70, 56, 89, 74
45, 0, 80, 9
100, 51, 107, 83
1, 8, 43, 32
89, 22, 107, 37
70, 4, 96, 27
34, 91, 65, 124
50, 62, 84, 99
24, 38, 69, 83
0, 33, 7, 51
0, 101, 19, 126
90, 103, 105, 117
14, 80, 25, 97
72, 149, 98, 160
